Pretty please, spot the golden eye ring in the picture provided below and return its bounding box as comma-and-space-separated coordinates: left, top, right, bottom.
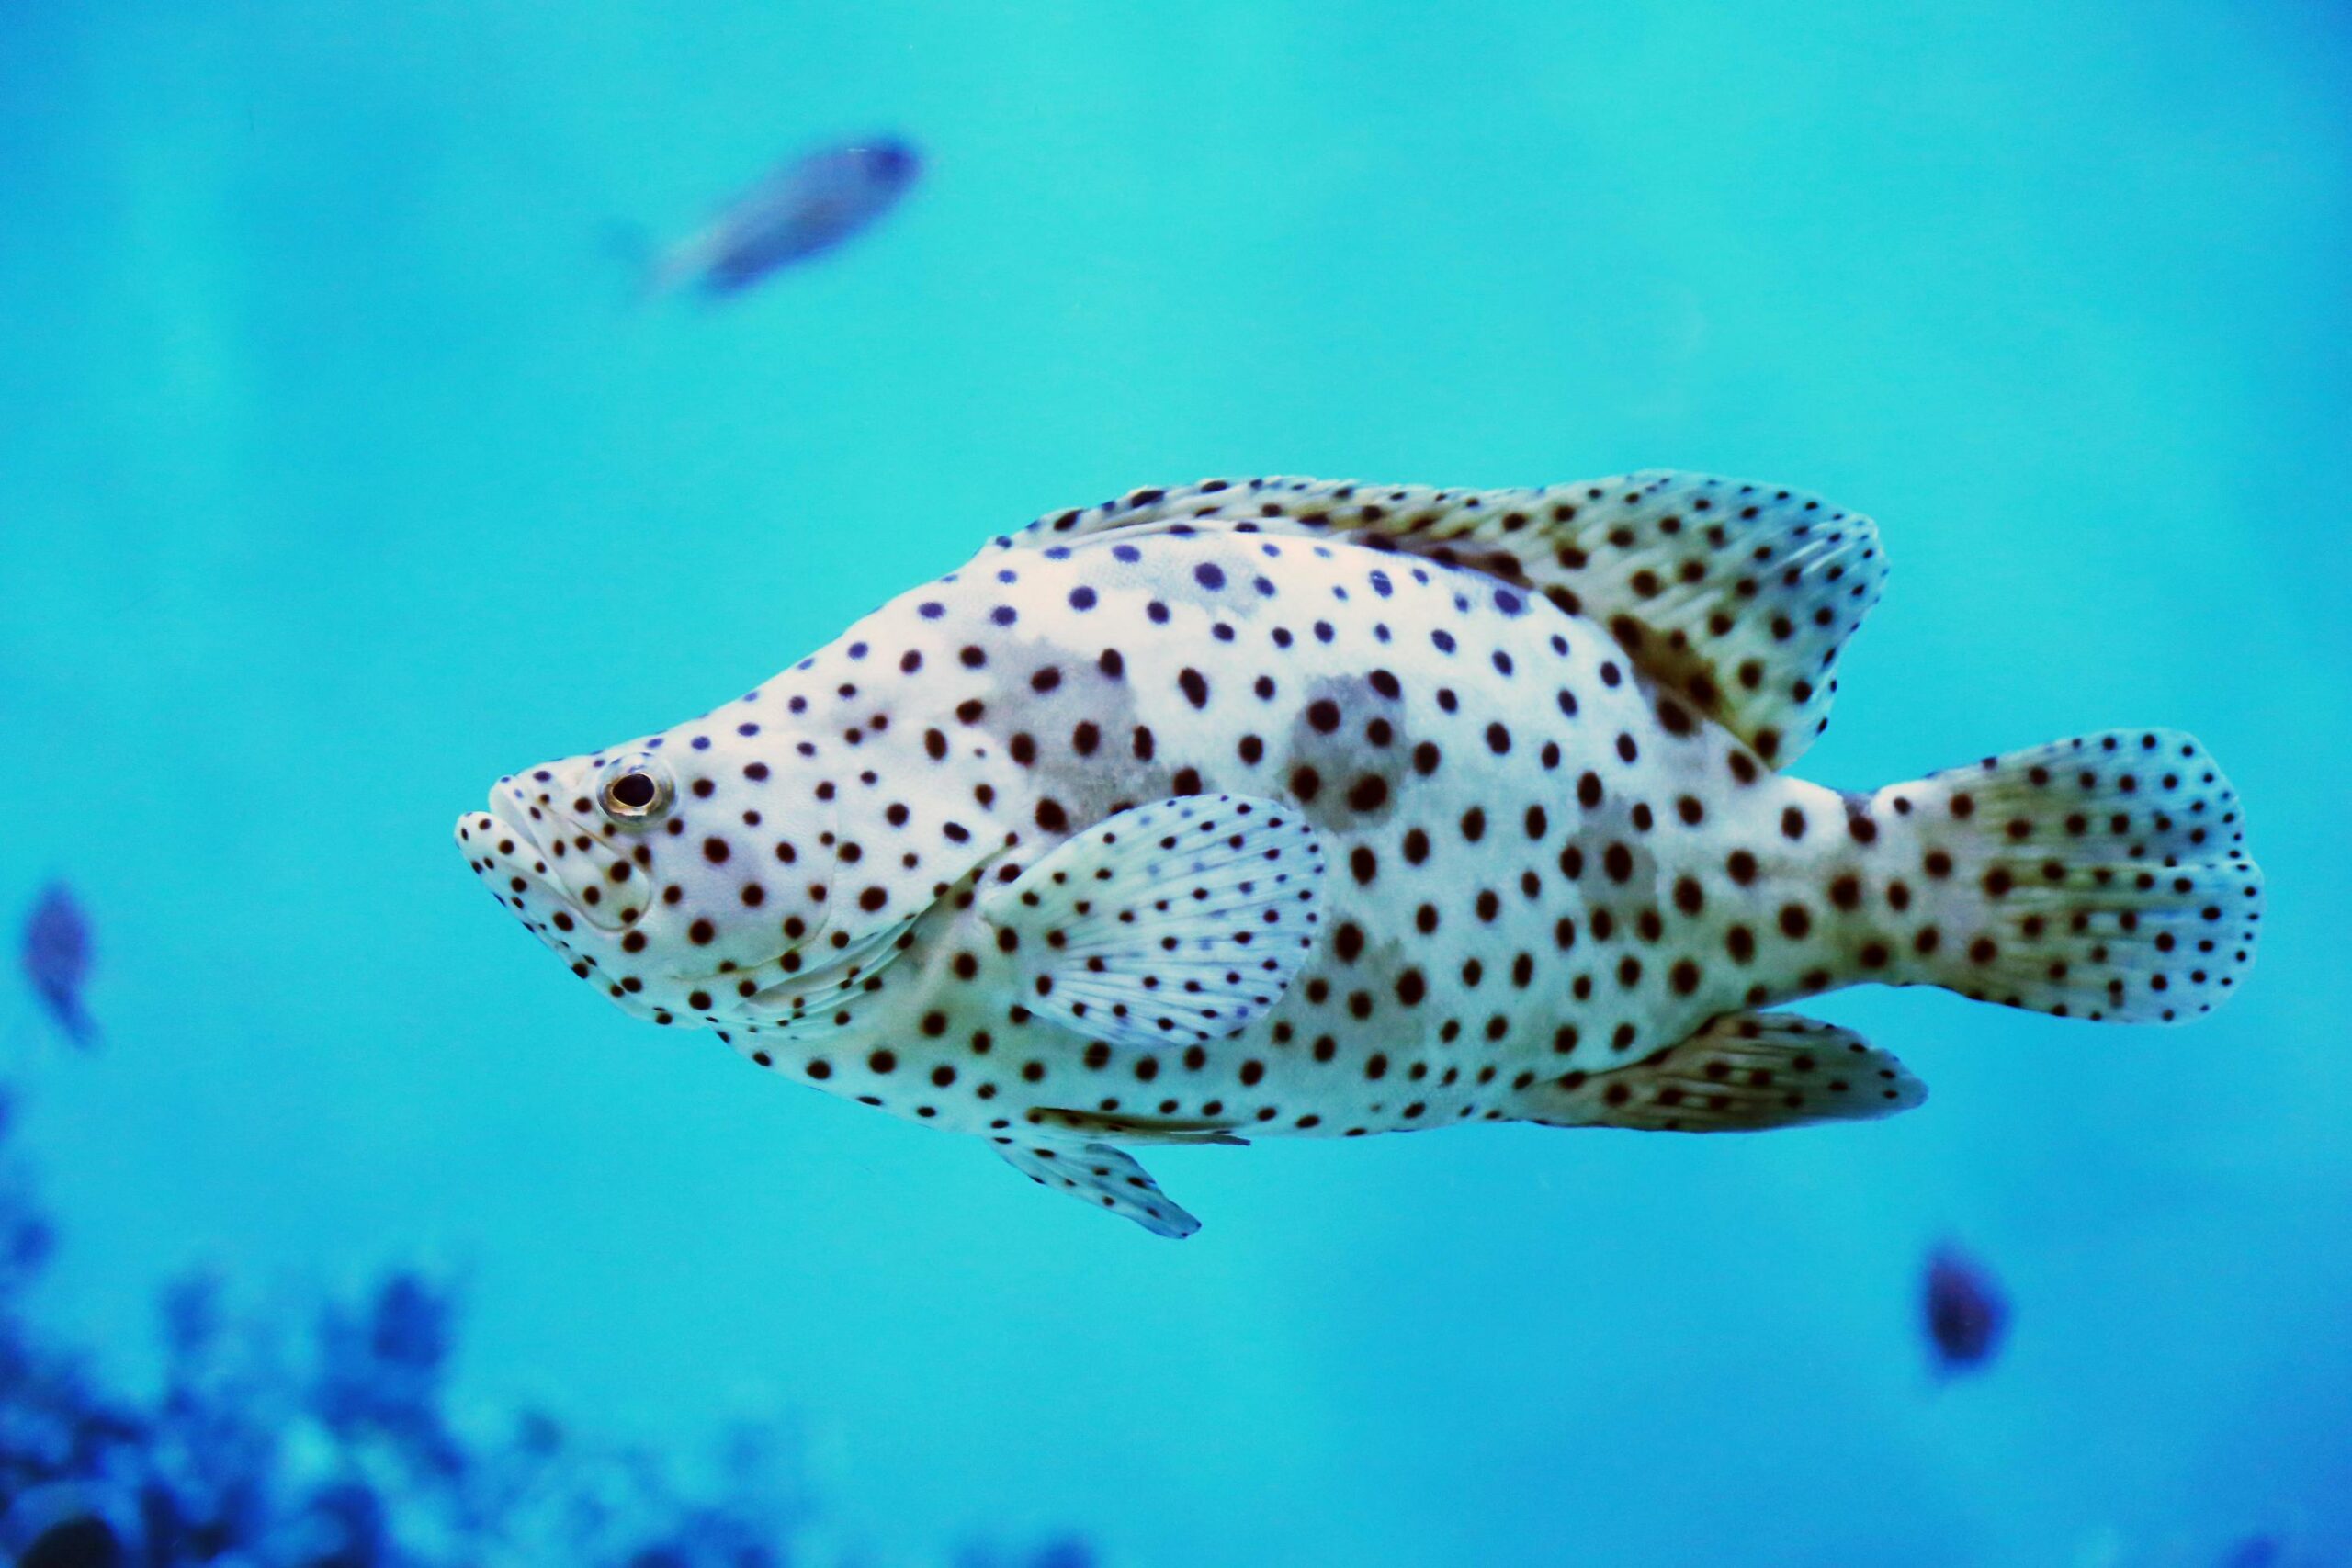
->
596, 752, 674, 823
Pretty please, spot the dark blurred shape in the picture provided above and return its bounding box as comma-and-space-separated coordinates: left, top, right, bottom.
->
313, 1269, 463, 1476
18, 1514, 122, 1568
639, 137, 922, 300
955, 1538, 1100, 1568
1923, 1243, 2008, 1375
2221, 1534, 2284, 1568
0, 1163, 57, 1294
19, 883, 96, 1048
0, 1055, 1096, 1563
303, 1480, 389, 1568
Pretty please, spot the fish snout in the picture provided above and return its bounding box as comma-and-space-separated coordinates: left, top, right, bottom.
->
481, 778, 653, 933
456, 807, 554, 932
457, 797, 674, 1021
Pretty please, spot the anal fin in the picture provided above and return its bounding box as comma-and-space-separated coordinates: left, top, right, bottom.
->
1527, 1011, 1926, 1132
995, 1138, 1203, 1239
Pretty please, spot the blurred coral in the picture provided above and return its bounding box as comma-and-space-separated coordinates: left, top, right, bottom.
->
0, 1077, 1094, 1567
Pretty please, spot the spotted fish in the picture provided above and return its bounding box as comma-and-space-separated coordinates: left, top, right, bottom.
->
457, 472, 2264, 1237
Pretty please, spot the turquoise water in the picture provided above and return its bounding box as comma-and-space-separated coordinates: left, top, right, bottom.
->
6, 3, 2348, 1563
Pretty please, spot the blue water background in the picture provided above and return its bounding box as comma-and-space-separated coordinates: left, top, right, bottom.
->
5, 3, 2349, 1562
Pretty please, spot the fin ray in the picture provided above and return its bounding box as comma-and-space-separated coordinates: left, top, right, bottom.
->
1883, 728, 2262, 1021
995, 1139, 1202, 1238
991, 471, 1886, 766
978, 794, 1328, 1050
1525, 1011, 1926, 1132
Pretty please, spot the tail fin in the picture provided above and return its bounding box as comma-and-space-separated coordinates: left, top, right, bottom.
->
1878, 729, 2261, 1022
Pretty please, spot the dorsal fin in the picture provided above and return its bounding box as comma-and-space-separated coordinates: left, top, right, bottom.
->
989, 471, 1887, 768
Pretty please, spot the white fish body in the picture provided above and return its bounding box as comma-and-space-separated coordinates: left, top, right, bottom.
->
458, 472, 2263, 1237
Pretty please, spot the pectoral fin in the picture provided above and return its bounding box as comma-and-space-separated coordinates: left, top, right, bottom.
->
978, 794, 1327, 1052
994, 1138, 1202, 1239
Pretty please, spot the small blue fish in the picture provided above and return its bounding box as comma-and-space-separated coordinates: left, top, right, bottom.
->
1923, 1244, 2007, 1375
639, 137, 921, 299
20, 883, 96, 1048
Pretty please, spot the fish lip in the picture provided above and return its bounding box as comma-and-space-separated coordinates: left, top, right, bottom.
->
467, 785, 803, 989
486, 787, 547, 859
457, 792, 843, 1023
460, 791, 575, 921
484, 785, 641, 933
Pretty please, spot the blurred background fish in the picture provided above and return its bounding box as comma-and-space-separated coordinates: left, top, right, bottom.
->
1923, 1243, 2009, 1378
622, 136, 922, 302
18, 884, 96, 1050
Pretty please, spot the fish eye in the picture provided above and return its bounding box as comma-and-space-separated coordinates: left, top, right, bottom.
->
596, 753, 674, 823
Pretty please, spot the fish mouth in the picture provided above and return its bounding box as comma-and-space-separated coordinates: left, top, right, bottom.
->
480, 783, 649, 933
486, 787, 549, 863
458, 787, 826, 998
455, 804, 572, 948
458, 792, 902, 1035
458, 806, 672, 1021
458, 786, 618, 936
458, 790, 573, 903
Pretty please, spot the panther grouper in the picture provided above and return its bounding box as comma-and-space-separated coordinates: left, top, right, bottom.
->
456, 472, 2264, 1237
